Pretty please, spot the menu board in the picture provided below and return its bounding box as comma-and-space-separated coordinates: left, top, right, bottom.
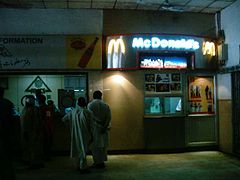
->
145, 73, 181, 93
188, 76, 214, 114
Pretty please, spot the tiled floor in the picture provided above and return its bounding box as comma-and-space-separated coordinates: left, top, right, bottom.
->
15, 151, 240, 180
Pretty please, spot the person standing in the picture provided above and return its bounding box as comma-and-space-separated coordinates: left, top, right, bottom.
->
38, 95, 54, 161
88, 90, 111, 168
62, 97, 92, 173
20, 95, 44, 169
0, 87, 19, 180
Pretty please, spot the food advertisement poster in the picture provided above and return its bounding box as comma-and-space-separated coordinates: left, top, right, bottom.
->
188, 76, 214, 114
0, 35, 102, 70
66, 35, 102, 69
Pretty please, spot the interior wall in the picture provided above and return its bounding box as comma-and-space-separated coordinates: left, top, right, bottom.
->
221, 0, 240, 67
0, 9, 102, 35
218, 100, 232, 153
217, 0, 240, 153
217, 73, 232, 153
100, 71, 145, 150
103, 10, 216, 37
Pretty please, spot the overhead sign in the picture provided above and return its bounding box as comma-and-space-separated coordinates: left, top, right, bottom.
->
132, 37, 200, 50
106, 34, 204, 70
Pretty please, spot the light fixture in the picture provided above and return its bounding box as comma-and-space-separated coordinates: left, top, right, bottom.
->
112, 74, 125, 85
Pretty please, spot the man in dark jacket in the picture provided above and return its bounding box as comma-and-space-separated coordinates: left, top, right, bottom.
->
0, 87, 18, 180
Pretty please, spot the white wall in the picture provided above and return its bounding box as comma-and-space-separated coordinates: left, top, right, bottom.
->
217, 73, 231, 100
217, 0, 240, 101
221, 0, 240, 67
217, 0, 240, 153
0, 9, 102, 35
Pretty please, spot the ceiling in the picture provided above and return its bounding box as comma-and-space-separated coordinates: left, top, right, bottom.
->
0, 0, 237, 14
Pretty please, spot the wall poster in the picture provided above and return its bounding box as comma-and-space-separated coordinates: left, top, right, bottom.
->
0, 35, 102, 70
188, 76, 214, 114
145, 73, 181, 94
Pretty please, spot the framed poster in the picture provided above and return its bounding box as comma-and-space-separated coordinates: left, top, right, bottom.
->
145, 73, 181, 93
172, 73, 181, 82
156, 83, 170, 92
145, 74, 155, 83
188, 76, 214, 114
145, 84, 156, 92
156, 74, 170, 83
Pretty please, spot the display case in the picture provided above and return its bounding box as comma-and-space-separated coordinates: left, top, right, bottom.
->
144, 72, 183, 116
144, 96, 182, 115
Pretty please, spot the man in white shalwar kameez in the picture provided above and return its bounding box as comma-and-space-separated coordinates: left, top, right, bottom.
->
88, 90, 111, 168
62, 97, 92, 173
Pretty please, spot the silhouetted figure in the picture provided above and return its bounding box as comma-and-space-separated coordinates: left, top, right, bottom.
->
205, 85, 209, 100
62, 97, 93, 173
88, 90, 111, 169
21, 95, 44, 169
0, 87, 18, 180
38, 95, 54, 161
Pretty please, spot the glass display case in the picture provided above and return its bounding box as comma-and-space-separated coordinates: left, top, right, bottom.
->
144, 96, 182, 115
144, 72, 183, 116
144, 97, 162, 114
164, 96, 182, 114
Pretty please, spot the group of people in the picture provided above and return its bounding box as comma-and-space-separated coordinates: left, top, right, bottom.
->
0, 87, 111, 179
62, 90, 111, 173
20, 90, 59, 169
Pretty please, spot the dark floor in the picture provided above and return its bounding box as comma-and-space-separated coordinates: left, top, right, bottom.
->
15, 151, 240, 180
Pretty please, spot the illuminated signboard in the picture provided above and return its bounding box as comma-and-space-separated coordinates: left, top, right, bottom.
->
132, 37, 200, 50
139, 52, 192, 69
105, 35, 208, 70
140, 56, 164, 68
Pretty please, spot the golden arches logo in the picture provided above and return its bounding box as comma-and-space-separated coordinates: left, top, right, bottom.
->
202, 41, 216, 56
107, 38, 125, 54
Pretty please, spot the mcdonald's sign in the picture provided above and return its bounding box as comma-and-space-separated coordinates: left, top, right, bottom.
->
106, 34, 217, 70
202, 41, 216, 56
107, 37, 126, 68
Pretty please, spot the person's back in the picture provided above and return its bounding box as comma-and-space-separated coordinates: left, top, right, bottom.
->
0, 87, 16, 152
88, 99, 110, 126
68, 105, 92, 156
0, 87, 16, 180
87, 90, 111, 169
0, 95, 14, 133
88, 91, 111, 130
38, 94, 54, 160
20, 95, 44, 169
62, 97, 92, 173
